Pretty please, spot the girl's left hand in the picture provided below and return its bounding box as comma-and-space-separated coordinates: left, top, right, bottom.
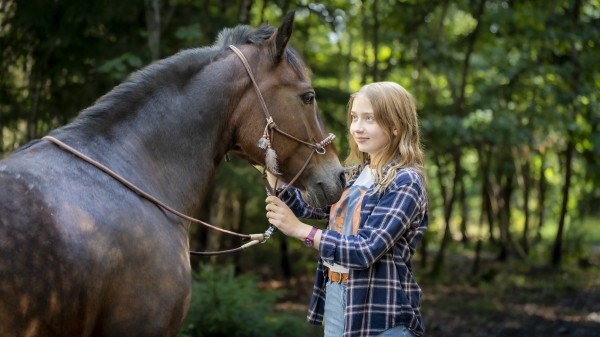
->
265, 196, 305, 239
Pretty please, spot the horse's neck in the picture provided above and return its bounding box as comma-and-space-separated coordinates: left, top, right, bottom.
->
56, 89, 232, 216
54, 49, 245, 214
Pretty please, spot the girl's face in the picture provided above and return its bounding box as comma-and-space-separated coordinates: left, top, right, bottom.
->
350, 95, 389, 163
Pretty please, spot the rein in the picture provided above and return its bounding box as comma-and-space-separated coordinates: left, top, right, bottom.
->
41, 44, 335, 256
43, 135, 266, 255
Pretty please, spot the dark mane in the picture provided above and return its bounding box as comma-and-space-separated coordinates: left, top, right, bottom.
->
61, 22, 307, 134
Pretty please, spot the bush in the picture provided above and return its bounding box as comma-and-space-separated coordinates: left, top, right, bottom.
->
178, 264, 310, 337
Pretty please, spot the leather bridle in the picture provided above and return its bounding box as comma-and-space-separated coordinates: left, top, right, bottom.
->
42, 45, 336, 256
228, 45, 335, 195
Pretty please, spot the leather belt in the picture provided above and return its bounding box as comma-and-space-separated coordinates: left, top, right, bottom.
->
327, 269, 349, 283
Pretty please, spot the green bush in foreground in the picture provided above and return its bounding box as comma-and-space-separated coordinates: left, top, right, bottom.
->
178, 264, 309, 337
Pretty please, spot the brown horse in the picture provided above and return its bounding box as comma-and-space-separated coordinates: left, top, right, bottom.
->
0, 12, 344, 337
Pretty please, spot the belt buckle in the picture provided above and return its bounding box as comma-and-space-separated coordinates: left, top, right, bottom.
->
332, 271, 343, 284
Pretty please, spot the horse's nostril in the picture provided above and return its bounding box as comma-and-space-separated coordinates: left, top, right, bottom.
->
339, 172, 346, 187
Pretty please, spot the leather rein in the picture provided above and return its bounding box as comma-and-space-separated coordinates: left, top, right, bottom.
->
42, 45, 335, 256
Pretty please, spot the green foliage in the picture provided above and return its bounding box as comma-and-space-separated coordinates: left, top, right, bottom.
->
178, 264, 310, 337
2, 0, 599, 272
98, 52, 144, 80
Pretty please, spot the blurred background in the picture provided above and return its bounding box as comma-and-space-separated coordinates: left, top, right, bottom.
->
1, 1, 599, 336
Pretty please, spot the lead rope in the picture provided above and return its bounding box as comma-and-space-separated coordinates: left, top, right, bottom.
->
42, 135, 268, 255
42, 135, 313, 255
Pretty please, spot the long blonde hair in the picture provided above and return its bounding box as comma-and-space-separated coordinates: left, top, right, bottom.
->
345, 81, 426, 192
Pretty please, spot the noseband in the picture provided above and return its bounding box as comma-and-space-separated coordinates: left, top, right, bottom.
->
42, 45, 337, 256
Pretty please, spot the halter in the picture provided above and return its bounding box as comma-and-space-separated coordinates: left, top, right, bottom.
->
228, 45, 335, 196
41, 44, 336, 256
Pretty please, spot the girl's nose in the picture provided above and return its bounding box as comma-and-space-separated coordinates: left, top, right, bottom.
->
351, 122, 363, 133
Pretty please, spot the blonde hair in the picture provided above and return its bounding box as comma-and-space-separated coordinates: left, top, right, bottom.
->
345, 81, 426, 192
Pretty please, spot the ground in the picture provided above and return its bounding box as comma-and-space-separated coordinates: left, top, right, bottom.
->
270, 257, 600, 337
421, 269, 600, 337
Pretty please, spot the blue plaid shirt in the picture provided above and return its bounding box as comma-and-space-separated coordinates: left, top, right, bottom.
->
280, 165, 428, 337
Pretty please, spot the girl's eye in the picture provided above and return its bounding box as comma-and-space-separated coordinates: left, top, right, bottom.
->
301, 92, 315, 104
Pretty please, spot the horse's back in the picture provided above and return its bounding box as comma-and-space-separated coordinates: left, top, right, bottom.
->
0, 145, 191, 337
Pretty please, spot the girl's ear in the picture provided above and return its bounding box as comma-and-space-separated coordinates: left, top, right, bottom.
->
393, 129, 398, 136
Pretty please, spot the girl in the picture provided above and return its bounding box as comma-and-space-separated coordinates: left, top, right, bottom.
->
265, 81, 428, 337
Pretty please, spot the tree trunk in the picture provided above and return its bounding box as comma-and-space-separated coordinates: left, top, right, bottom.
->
233, 193, 246, 274
521, 159, 531, 254
280, 0, 291, 16
26, 59, 42, 141
552, 0, 582, 267
145, 0, 161, 61
473, 148, 488, 274
238, 0, 253, 24
459, 174, 469, 245
371, 0, 380, 81
478, 146, 497, 244
455, 0, 486, 116
552, 138, 574, 266
279, 236, 292, 280
534, 151, 547, 244
360, 0, 369, 83
504, 171, 526, 259
208, 189, 228, 264
431, 152, 461, 276
473, 221, 484, 275
513, 147, 531, 254
491, 161, 508, 260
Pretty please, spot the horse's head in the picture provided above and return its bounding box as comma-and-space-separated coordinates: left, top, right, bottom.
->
225, 12, 344, 208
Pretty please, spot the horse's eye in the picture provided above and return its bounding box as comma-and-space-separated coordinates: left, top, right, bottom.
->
301, 92, 315, 105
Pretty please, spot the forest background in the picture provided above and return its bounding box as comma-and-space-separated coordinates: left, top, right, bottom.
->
1, 1, 599, 336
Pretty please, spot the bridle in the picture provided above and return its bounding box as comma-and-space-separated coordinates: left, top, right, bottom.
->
42, 44, 336, 256
228, 45, 335, 195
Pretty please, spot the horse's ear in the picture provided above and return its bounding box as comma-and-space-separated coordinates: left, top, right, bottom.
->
274, 11, 295, 60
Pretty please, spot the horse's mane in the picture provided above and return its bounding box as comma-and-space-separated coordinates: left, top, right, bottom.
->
65, 22, 306, 133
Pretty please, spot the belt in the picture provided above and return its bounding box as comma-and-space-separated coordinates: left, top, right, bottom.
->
327, 269, 349, 283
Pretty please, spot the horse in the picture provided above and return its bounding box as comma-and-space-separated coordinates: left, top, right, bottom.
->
0, 12, 345, 337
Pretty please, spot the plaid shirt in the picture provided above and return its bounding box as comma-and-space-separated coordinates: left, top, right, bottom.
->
281, 165, 428, 337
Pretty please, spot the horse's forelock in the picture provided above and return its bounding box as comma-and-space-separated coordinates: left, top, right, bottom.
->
214, 23, 275, 48
283, 47, 309, 81
216, 23, 308, 82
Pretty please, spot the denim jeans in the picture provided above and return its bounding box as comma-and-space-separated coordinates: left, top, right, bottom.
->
324, 281, 415, 337
376, 325, 416, 337
324, 281, 347, 337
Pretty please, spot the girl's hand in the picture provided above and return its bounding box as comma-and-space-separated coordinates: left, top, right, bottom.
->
265, 196, 307, 239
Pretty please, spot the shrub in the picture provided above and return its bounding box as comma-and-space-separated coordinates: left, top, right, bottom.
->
178, 264, 309, 337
